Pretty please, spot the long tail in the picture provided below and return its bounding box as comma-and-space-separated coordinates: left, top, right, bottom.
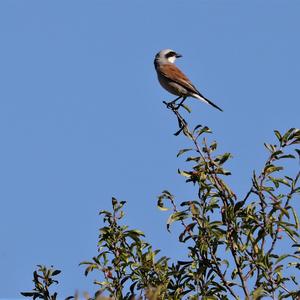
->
192, 93, 223, 112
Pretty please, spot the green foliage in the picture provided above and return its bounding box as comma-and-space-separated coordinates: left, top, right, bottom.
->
21, 103, 300, 299
156, 122, 300, 299
21, 265, 62, 300
80, 198, 170, 299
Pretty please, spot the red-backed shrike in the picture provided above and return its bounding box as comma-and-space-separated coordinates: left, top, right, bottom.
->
154, 49, 223, 111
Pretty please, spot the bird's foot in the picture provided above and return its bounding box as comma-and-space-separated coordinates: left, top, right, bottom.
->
164, 96, 183, 109
163, 100, 176, 109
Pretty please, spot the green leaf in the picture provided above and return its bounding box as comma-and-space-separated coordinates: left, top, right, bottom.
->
130, 229, 145, 236
291, 207, 299, 229
289, 128, 300, 144
275, 254, 290, 264
99, 210, 112, 216
193, 124, 203, 132
178, 169, 192, 178
112, 197, 118, 207
182, 103, 191, 113
264, 143, 276, 153
157, 191, 173, 211
167, 211, 190, 232
195, 125, 212, 136
252, 285, 265, 300
51, 270, 61, 276
20, 292, 41, 297
161, 190, 173, 198
190, 202, 199, 215
157, 197, 169, 211
293, 187, 300, 194
277, 154, 295, 160
282, 128, 295, 144
234, 199, 246, 212
125, 229, 145, 243
276, 177, 291, 187
255, 228, 266, 244
217, 152, 232, 165
210, 141, 217, 151
221, 259, 229, 268
280, 223, 299, 243
264, 165, 283, 175
274, 130, 282, 142
177, 148, 192, 157
79, 261, 92, 265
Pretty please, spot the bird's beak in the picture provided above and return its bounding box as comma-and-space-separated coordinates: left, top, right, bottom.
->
176, 53, 182, 58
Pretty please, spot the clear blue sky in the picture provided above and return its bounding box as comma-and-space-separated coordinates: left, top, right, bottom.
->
0, 1, 299, 298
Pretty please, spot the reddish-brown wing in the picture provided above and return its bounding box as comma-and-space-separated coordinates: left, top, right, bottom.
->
158, 63, 200, 95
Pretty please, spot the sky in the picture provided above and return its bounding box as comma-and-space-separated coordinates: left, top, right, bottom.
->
0, 0, 299, 298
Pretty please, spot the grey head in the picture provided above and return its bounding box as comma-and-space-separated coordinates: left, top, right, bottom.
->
154, 49, 182, 68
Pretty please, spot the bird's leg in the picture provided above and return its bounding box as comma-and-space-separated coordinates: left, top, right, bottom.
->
163, 96, 188, 136
163, 96, 182, 108
175, 96, 187, 109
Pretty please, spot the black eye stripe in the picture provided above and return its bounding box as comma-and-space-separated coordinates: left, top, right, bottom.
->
165, 51, 176, 58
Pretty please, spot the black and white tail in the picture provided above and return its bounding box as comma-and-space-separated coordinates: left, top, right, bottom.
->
192, 93, 223, 112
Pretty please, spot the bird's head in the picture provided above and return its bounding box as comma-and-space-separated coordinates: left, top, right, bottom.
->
154, 49, 182, 65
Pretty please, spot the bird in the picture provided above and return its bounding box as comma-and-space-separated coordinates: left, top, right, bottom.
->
154, 49, 223, 111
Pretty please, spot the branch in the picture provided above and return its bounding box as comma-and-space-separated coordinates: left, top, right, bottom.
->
164, 104, 243, 299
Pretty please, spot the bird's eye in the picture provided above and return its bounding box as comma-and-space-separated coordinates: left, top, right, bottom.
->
165, 51, 176, 58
